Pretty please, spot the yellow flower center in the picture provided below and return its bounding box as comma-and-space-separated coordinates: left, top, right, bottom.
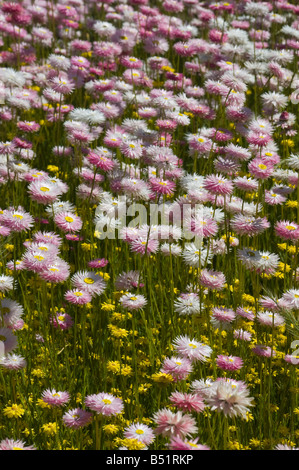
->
34, 255, 44, 261
13, 214, 23, 219
65, 216, 74, 223
258, 164, 267, 170
102, 399, 112, 404
84, 277, 94, 284
135, 429, 144, 435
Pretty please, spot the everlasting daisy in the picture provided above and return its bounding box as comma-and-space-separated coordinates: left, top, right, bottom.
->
1, 207, 34, 232
211, 307, 236, 330
153, 409, 198, 438
0, 275, 14, 293
257, 311, 285, 328
279, 289, 299, 310
169, 391, 205, 413
64, 289, 92, 305
50, 312, 73, 330
41, 389, 70, 407
119, 293, 147, 311
172, 335, 212, 363
199, 269, 226, 291
160, 356, 193, 382
54, 211, 83, 233
216, 355, 244, 371
205, 380, 254, 419
0, 353, 26, 370
62, 408, 93, 429
85, 392, 124, 416
123, 422, 155, 445
71, 271, 106, 297
168, 436, 210, 451
0, 438, 36, 450
233, 329, 252, 342
203, 174, 234, 196
275, 221, 299, 241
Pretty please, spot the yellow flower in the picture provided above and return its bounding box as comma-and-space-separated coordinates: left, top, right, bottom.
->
138, 383, 152, 393
42, 422, 58, 435
117, 438, 146, 450
103, 424, 119, 435
5, 244, 14, 252
3, 404, 25, 418
286, 200, 298, 208
277, 243, 287, 250
108, 324, 128, 339
31, 368, 46, 378
242, 293, 255, 304
152, 372, 174, 384
101, 302, 115, 312
47, 165, 59, 173
249, 438, 261, 448
37, 398, 51, 409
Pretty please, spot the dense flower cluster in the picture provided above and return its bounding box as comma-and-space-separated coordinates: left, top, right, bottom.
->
0, 0, 298, 453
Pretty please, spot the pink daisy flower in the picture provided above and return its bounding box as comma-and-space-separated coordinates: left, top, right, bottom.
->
39, 259, 70, 283
153, 408, 198, 438
160, 356, 193, 382
216, 355, 244, 371
203, 174, 234, 196
0, 353, 27, 370
284, 355, 299, 366
168, 436, 210, 451
22, 249, 54, 273
17, 121, 40, 132
54, 211, 83, 233
41, 389, 70, 407
129, 237, 159, 256
71, 271, 106, 297
172, 335, 212, 363
32, 231, 63, 247
84, 392, 124, 416
169, 391, 205, 413
211, 307, 236, 328
50, 312, 73, 330
199, 269, 226, 291
233, 329, 252, 342
88, 258, 108, 269
0, 438, 36, 450
257, 311, 285, 328
230, 215, 270, 237
119, 293, 147, 311
62, 408, 93, 429
248, 158, 274, 180
251, 345, 276, 358
123, 422, 155, 445
274, 220, 299, 241
149, 177, 176, 196
64, 289, 92, 305
236, 306, 255, 321
0, 207, 34, 232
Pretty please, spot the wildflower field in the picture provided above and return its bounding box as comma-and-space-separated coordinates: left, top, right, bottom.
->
0, 0, 299, 452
